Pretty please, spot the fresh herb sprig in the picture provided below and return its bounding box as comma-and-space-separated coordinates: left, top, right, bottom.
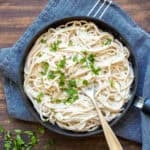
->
68, 40, 73, 46
57, 57, 66, 69
82, 80, 88, 86
64, 79, 79, 104
48, 71, 56, 79
77, 53, 101, 75
0, 125, 55, 150
50, 40, 61, 52
40, 62, 49, 75
109, 79, 115, 87
36, 92, 44, 103
41, 39, 47, 44
103, 38, 112, 46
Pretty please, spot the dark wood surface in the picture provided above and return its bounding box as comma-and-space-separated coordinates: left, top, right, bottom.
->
0, 0, 149, 149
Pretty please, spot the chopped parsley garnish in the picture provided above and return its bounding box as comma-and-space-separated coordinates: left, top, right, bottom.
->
72, 55, 78, 62
80, 57, 87, 64
36, 92, 44, 103
81, 50, 87, 55
13, 134, 25, 148
24, 130, 34, 136
90, 63, 101, 75
68, 40, 73, 46
40, 38, 47, 44
65, 87, 79, 104
37, 53, 42, 57
68, 79, 76, 87
37, 127, 45, 134
40, 62, 49, 75
48, 71, 56, 79
0, 125, 5, 134
57, 57, 66, 68
103, 39, 112, 45
5, 131, 11, 141
51, 98, 62, 104
79, 52, 101, 75
50, 40, 61, 52
14, 129, 22, 134
109, 79, 115, 87
66, 88, 77, 95
82, 80, 88, 86
87, 54, 95, 63
4, 140, 12, 150
0, 126, 55, 149
65, 95, 79, 104
29, 134, 38, 145
4, 131, 12, 150
58, 71, 65, 87
55, 99, 62, 104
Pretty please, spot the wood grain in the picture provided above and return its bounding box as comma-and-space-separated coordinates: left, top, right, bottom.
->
0, 0, 149, 149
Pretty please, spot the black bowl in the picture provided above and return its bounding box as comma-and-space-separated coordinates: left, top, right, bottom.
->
19, 16, 138, 137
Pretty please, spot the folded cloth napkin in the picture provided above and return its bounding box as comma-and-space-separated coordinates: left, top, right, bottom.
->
0, 0, 150, 149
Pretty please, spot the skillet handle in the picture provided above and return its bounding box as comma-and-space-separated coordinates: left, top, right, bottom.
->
142, 98, 150, 115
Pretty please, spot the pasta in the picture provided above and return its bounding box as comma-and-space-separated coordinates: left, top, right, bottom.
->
24, 20, 134, 132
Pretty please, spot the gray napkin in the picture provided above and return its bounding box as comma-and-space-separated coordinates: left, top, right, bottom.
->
0, 1, 150, 149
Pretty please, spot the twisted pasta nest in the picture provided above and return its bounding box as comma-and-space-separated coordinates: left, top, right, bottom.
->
24, 20, 134, 132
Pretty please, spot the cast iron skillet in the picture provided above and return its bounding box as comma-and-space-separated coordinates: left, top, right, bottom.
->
19, 16, 138, 137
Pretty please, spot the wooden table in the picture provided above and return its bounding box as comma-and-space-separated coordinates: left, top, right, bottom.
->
0, 0, 149, 149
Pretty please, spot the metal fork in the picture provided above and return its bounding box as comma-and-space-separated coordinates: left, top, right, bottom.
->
83, 85, 123, 150
88, 0, 112, 18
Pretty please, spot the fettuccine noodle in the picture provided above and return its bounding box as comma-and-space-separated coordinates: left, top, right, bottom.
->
24, 20, 134, 132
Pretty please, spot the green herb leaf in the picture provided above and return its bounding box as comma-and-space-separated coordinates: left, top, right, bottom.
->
87, 54, 95, 63
82, 80, 88, 86
66, 88, 77, 96
65, 95, 79, 104
109, 79, 115, 87
0, 125, 5, 134
81, 50, 87, 55
68, 79, 76, 87
37, 53, 42, 57
5, 131, 11, 141
37, 127, 45, 134
14, 134, 25, 147
57, 57, 66, 68
36, 92, 44, 103
41, 39, 47, 44
4, 141, 12, 150
24, 146, 32, 150
58, 71, 65, 87
90, 64, 101, 75
40, 62, 49, 75
65, 87, 79, 104
24, 130, 34, 136
68, 40, 73, 46
50, 40, 61, 52
103, 39, 112, 45
55, 99, 62, 104
72, 55, 78, 62
80, 57, 86, 64
14, 129, 22, 134
29, 135, 38, 145
4, 131, 12, 150
0, 128, 40, 150
48, 71, 56, 79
